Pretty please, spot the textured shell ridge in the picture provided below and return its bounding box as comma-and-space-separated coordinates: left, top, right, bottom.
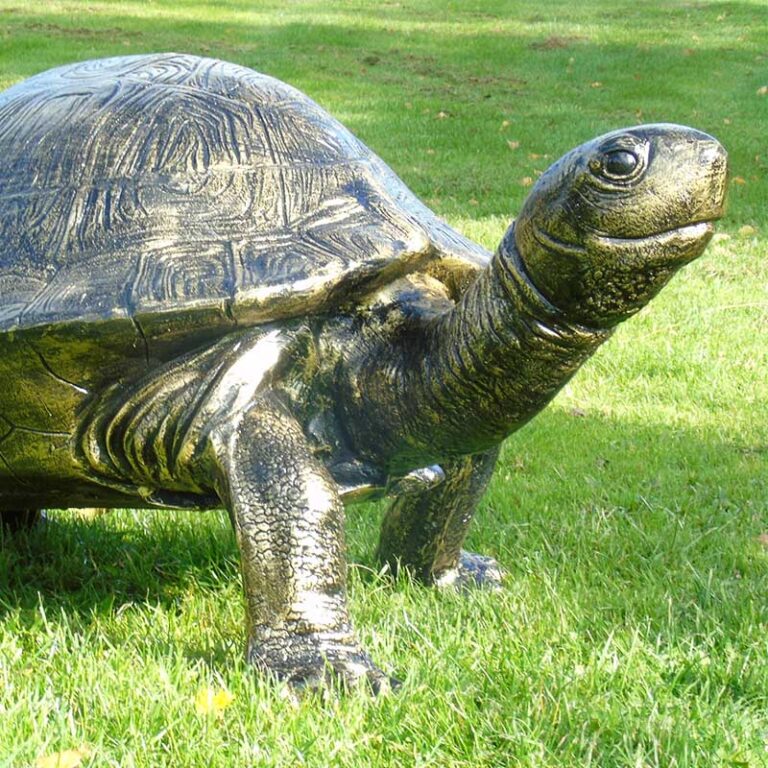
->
0, 53, 488, 335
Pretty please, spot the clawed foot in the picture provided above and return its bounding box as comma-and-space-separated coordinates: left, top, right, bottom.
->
247, 631, 398, 694
433, 550, 505, 590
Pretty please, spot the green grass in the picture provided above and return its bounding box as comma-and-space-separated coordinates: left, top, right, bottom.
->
1, 1, 767, 765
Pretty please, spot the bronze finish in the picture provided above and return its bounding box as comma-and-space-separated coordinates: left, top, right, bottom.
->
0, 54, 727, 689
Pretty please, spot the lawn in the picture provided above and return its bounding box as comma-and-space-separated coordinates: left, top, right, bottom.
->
1, 1, 767, 766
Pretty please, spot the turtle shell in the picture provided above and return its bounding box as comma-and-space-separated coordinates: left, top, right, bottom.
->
0, 54, 492, 496
0, 54, 490, 340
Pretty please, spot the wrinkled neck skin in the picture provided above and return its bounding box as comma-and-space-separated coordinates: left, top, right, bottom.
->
339, 227, 612, 473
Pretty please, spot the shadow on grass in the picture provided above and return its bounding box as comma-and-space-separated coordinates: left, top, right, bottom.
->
0, 408, 765, 665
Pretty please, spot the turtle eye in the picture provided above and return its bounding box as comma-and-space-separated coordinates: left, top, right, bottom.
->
593, 149, 640, 180
604, 150, 638, 176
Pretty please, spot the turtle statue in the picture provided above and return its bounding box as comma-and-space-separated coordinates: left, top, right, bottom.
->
0, 54, 727, 690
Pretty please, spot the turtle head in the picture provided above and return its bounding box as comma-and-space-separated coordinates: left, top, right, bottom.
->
512, 124, 728, 328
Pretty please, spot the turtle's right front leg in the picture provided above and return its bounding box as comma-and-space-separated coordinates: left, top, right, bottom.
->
378, 448, 503, 589
202, 396, 392, 692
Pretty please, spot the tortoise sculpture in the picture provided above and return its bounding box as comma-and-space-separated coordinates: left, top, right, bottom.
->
0, 54, 727, 689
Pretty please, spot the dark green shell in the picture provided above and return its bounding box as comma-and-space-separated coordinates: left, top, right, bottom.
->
0, 54, 490, 490
0, 53, 488, 336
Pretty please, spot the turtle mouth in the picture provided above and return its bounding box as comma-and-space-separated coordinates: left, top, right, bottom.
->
534, 218, 716, 266
585, 219, 716, 266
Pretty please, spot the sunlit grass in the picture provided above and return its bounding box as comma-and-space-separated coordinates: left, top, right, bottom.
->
1, 1, 767, 766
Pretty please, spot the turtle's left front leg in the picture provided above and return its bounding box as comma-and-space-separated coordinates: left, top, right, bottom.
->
203, 396, 391, 691
377, 447, 503, 588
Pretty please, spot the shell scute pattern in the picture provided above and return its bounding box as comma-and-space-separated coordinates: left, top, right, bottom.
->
0, 54, 449, 333
130, 241, 235, 308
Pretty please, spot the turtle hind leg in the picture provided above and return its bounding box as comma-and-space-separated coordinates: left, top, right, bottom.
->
377, 447, 504, 589
0, 508, 41, 534
204, 396, 395, 693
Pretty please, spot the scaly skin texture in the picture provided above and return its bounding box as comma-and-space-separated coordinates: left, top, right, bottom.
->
377, 449, 501, 586
338, 237, 611, 470
208, 398, 391, 690
0, 53, 729, 694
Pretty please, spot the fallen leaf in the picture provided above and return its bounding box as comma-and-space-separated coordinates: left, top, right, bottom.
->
757, 533, 768, 549
738, 225, 757, 237
501, 119, 512, 129
425, 148, 435, 155
35, 747, 92, 768
195, 686, 234, 716
723, 118, 732, 125
506, 140, 520, 150
436, 110, 450, 119
528, 152, 550, 160
731, 176, 746, 185
757, 85, 768, 96
469, 198, 479, 206
711, 232, 731, 244
590, 81, 603, 88
520, 176, 534, 187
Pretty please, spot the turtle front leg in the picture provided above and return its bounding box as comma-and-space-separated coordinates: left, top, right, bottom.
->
377, 447, 503, 589
205, 397, 392, 692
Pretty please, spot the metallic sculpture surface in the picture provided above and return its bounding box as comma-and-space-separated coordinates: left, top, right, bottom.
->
0, 54, 727, 689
